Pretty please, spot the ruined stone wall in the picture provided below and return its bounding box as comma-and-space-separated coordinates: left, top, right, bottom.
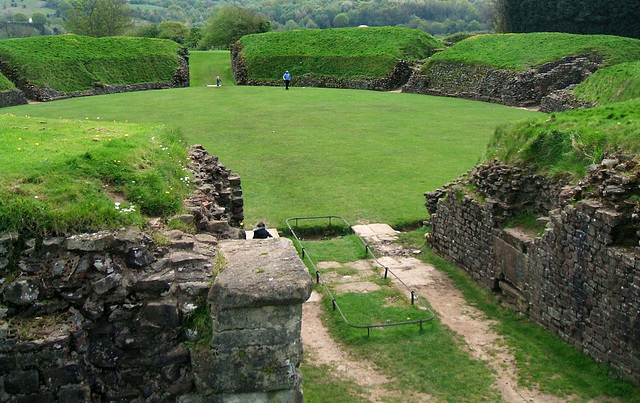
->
0, 146, 311, 401
0, 55, 189, 104
230, 42, 413, 91
404, 56, 600, 108
0, 89, 27, 108
425, 157, 640, 384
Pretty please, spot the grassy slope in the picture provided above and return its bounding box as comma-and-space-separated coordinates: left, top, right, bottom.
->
240, 27, 443, 79
486, 98, 640, 177
0, 113, 190, 237
572, 61, 640, 104
427, 32, 640, 71
4, 83, 534, 230
0, 72, 15, 91
0, 35, 182, 93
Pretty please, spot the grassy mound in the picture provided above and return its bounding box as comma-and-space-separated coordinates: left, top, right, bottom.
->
0, 113, 191, 237
238, 27, 443, 80
486, 98, 640, 177
572, 61, 640, 105
0, 35, 183, 93
0, 72, 15, 92
427, 33, 640, 71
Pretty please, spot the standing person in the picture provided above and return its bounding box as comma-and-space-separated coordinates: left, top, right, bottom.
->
283, 70, 291, 90
253, 221, 273, 239
216, 76, 221, 86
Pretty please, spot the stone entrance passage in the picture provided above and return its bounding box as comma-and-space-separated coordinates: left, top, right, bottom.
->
189, 237, 313, 402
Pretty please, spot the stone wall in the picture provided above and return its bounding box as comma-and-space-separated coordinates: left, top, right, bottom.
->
0, 146, 311, 401
0, 89, 27, 108
404, 56, 600, 108
230, 42, 413, 91
186, 238, 313, 402
425, 157, 640, 384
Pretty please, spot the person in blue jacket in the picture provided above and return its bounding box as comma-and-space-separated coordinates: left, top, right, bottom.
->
283, 70, 291, 90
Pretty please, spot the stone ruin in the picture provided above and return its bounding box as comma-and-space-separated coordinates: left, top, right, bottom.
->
403, 55, 601, 111
425, 156, 640, 385
0, 146, 313, 402
230, 42, 416, 92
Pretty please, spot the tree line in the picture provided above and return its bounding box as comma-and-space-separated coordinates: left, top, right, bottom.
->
2, 0, 638, 45
494, 0, 640, 39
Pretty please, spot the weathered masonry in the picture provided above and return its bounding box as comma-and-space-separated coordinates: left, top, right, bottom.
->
0, 146, 312, 402
426, 157, 640, 385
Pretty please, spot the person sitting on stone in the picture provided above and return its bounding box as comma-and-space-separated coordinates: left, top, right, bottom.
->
253, 220, 273, 239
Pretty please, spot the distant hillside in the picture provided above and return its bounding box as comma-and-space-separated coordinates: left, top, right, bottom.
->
427, 33, 640, 71
236, 27, 442, 81
0, 35, 186, 95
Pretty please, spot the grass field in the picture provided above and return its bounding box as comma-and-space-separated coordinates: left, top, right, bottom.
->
5, 85, 534, 230
3, 50, 534, 229
3, 50, 640, 401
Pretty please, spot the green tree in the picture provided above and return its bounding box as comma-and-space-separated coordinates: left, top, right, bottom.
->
158, 20, 189, 43
333, 12, 349, 27
12, 12, 28, 22
186, 25, 202, 48
31, 12, 48, 25
134, 23, 159, 38
65, 0, 132, 37
201, 6, 271, 49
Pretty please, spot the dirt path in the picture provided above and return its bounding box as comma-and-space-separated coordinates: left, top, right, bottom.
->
301, 224, 565, 402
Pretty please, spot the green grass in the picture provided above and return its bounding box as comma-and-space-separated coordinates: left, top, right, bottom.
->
0, 35, 182, 93
396, 228, 640, 401
301, 363, 368, 403
0, 112, 191, 237
427, 33, 640, 71
486, 98, 640, 178
0, 72, 15, 91
239, 27, 443, 80
4, 80, 535, 231
294, 234, 367, 264
323, 289, 501, 401
502, 212, 546, 236
189, 50, 236, 87
573, 61, 640, 105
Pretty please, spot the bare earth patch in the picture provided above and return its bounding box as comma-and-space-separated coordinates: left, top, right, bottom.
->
301, 223, 568, 402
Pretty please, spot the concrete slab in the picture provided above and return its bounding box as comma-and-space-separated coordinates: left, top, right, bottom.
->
352, 223, 398, 242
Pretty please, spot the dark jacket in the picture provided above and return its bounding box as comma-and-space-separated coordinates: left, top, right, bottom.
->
253, 227, 273, 239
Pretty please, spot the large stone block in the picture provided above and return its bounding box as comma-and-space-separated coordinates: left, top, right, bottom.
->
211, 238, 313, 309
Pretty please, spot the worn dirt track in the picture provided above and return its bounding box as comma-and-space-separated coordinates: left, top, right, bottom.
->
300, 224, 567, 402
